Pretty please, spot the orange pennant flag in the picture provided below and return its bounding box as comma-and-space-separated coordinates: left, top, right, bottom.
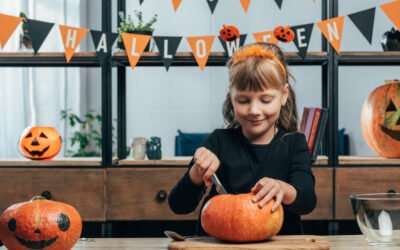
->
187, 35, 215, 71
317, 16, 345, 54
121, 33, 151, 70
381, 1, 400, 30
253, 31, 278, 45
172, 0, 182, 11
240, 0, 251, 13
59, 25, 89, 62
0, 13, 22, 48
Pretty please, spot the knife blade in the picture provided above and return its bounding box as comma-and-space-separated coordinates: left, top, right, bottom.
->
211, 173, 228, 194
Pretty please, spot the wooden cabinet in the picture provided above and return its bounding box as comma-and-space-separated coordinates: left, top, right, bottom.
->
0, 168, 106, 221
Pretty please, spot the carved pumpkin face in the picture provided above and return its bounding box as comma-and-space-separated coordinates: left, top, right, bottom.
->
19, 126, 62, 160
201, 193, 283, 242
273, 26, 295, 43
0, 196, 82, 250
219, 25, 240, 42
361, 80, 400, 157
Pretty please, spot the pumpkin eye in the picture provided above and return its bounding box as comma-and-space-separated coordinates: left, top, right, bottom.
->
57, 213, 70, 231
386, 100, 397, 112
25, 132, 33, 139
39, 132, 48, 139
8, 218, 16, 232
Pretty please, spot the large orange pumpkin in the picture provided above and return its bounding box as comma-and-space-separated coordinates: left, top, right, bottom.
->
201, 193, 284, 242
361, 80, 400, 158
0, 196, 82, 250
19, 126, 62, 160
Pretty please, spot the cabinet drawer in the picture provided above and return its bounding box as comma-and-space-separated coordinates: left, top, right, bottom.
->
336, 167, 400, 219
0, 168, 105, 221
107, 168, 199, 220
302, 168, 333, 220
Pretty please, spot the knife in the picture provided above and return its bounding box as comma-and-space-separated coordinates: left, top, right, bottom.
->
211, 173, 228, 194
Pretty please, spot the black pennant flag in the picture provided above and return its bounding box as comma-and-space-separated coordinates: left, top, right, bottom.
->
274, 0, 283, 9
139, 0, 144, 5
90, 30, 118, 61
25, 19, 54, 54
348, 7, 375, 44
154, 36, 182, 71
291, 23, 314, 59
206, 0, 219, 14
218, 34, 247, 57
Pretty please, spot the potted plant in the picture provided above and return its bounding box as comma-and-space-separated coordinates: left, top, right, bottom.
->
19, 12, 33, 49
117, 10, 158, 51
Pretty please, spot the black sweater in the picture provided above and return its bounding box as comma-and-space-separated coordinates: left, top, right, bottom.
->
168, 127, 317, 235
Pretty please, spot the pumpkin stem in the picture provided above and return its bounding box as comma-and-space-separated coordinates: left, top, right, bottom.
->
31, 195, 47, 201
385, 79, 400, 85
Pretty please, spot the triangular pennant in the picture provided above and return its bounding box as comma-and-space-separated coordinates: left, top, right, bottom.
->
121, 33, 151, 70
206, 0, 219, 14
291, 23, 314, 58
240, 0, 251, 13
90, 30, 118, 61
172, 0, 182, 11
25, 19, 54, 54
154, 36, 182, 71
274, 0, 283, 9
253, 31, 278, 44
0, 13, 22, 48
139, 0, 144, 5
317, 16, 345, 54
348, 8, 375, 44
381, 1, 400, 30
219, 34, 247, 57
187, 35, 215, 71
59, 25, 89, 62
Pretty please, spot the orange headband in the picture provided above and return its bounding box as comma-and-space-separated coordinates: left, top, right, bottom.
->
231, 45, 287, 78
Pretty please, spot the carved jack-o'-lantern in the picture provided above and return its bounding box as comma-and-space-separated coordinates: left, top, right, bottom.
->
361, 80, 400, 157
19, 126, 62, 160
219, 24, 240, 42
273, 25, 295, 43
0, 196, 82, 250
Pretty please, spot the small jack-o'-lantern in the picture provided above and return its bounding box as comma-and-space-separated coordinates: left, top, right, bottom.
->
19, 126, 62, 160
273, 25, 295, 43
219, 25, 240, 42
0, 196, 82, 250
361, 80, 400, 157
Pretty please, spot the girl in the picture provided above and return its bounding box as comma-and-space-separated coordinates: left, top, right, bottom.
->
168, 42, 316, 235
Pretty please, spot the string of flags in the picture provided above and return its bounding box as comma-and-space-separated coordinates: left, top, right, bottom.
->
0, 1, 399, 71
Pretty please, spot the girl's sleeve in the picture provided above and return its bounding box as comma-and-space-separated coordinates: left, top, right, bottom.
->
168, 130, 220, 214
285, 133, 317, 215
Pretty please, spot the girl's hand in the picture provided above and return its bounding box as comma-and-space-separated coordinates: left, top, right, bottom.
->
189, 147, 220, 187
251, 177, 285, 211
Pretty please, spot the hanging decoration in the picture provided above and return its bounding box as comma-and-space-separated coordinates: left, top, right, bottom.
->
187, 35, 215, 70
139, 0, 144, 5
0, 13, 22, 48
206, 0, 219, 14
121, 32, 151, 70
291, 23, 314, 58
253, 30, 278, 44
90, 31, 118, 61
172, 0, 183, 12
219, 34, 247, 57
274, 0, 283, 9
348, 8, 376, 44
219, 24, 240, 42
317, 16, 345, 54
380, 0, 400, 30
59, 25, 88, 62
153, 36, 182, 71
273, 25, 295, 43
240, 0, 251, 13
24, 19, 54, 54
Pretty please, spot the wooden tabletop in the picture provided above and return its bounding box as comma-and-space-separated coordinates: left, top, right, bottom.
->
0, 235, 395, 250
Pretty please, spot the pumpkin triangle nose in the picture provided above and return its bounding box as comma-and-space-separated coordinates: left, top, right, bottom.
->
34, 229, 41, 234
31, 138, 39, 146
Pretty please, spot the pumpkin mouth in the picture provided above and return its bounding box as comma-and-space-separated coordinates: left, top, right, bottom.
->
380, 125, 400, 141
16, 235, 58, 249
23, 145, 50, 157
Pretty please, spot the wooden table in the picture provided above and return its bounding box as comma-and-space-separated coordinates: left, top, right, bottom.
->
0, 235, 396, 250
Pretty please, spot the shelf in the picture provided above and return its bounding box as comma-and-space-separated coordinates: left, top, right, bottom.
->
112, 51, 328, 67
0, 158, 104, 167
338, 51, 400, 65
338, 156, 400, 166
0, 52, 100, 67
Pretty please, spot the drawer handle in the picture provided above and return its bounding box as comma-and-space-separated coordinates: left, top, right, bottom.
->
155, 190, 168, 203
41, 191, 52, 200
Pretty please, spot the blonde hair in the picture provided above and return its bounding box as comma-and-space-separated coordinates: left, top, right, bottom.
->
223, 42, 298, 132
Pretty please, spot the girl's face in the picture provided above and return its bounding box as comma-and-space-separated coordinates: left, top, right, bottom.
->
230, 84, 288, 143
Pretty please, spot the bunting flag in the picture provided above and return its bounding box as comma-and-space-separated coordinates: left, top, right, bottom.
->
240, 0, 251, 13
317, 16, 345, 54
154, 36, 182, 71
90, 31, 118, 61
0, 13, 22, 48
291, 23, 314, 58
274, 0, 284, 9
348, 8, 375, 44
121, 33, 151, 70
253, 30, 278, 44
25, 19, 54, 54
219, 34, 247, 57
206, 0, 219, 14
59, 25, 88, 62
139, 0, 144, 5
187, 35, 215, 70
380, 0, 400, 30
172, 0, 182, 12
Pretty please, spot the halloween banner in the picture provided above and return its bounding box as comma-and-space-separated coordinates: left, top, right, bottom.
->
206, 0, 219, 14
139, 0, 144, 5
25, 19, 54, 54
121, 32, 151, 70
153, 36, 182, 71
219, 34, 247, 57
59, 25, 88, 62
317, 16, 345, 54
0, 13, 22, 48
274, 0, 284, 9
291, 23, 314, 59
172, 0, 182, 12
90, 31, 118, 61
348, 8, 375, 44
253, 30, 278, 44
380, 0, 400, 30
240, 0, 251, 13
187, 35, 215, 70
